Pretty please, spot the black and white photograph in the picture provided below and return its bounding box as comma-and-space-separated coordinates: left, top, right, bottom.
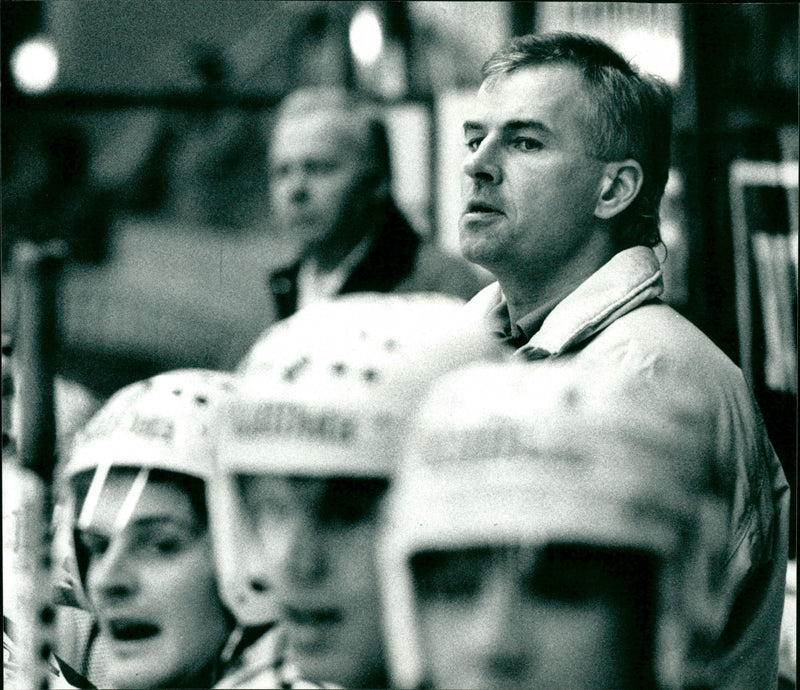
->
2, 3, 797, 688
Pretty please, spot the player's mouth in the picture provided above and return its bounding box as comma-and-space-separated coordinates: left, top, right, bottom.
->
284, 605, 342, 627
106, 618, 161, 643
284, 605, 343, 653
287, 213, 318, 227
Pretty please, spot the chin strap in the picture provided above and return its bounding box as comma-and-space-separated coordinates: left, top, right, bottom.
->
219, 624, 245, 666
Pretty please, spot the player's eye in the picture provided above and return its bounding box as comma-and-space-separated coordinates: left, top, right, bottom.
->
239, 476, 297, 527
77, 530, 109, 557
411, 549, 492, 601
131, 524, 198, 559
319, 478, 388, 527
524, 563, 589, 603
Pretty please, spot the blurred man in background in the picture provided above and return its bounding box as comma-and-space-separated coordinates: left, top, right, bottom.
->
51, 369, 326, 689
457, 31, 789, 688
266, 86, 485, 320
213, 293, 500, 688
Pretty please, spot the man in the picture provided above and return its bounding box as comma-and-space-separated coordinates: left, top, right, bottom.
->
457, 32, 789, 688
212, 294, 500, 688
266, 86, 485, 320
51, 370, 324, 689
380, 361, 732, 690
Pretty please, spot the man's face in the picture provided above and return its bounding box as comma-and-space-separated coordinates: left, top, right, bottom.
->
79, 474, 230, 690
240, 475, 388, 689
411, 545, 646, 690
459, 64, 609, 280
269, 108, 377, 256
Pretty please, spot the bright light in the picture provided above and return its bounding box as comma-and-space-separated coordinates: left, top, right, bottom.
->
10, 36, 59, 94
620, 31, 682, 86
349, 5, 383, 65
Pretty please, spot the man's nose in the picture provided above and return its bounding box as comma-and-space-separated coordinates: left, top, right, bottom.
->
283, 170, 309, 204
243, 539, 272, 595
283, 517, 327, 585
462, 138, 502, 184
87, 537, 137, 604
474, 571, 531, 678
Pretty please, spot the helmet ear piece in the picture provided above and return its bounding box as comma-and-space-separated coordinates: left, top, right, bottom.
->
207, 471, 277, 625
71, 526, 92, 597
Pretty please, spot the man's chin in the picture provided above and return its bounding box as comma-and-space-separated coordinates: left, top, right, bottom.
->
289, 648, 343, 687
459, 238, 500, 272
302, 233, 343, 258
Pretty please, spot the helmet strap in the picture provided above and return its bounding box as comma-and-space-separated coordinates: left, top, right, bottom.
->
76, 458, 112, 530
113, 468, 150, 533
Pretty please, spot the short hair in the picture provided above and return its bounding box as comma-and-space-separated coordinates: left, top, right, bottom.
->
272, 86, 392, 183
482, 32, 673, 249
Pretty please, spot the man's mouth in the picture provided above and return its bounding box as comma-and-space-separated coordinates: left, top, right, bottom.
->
287, 211, 319, 226
108, 620, 160, 642
284, 605, 342, 627
465, 201, 503, 215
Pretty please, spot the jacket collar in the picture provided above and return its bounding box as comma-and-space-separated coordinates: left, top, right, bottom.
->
339, 199, 420, 294
466, 246, 664, 358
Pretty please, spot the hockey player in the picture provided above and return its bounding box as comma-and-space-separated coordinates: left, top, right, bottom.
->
380, 362, 732, 690
212, 293, 501, 689
56, 369, 321, 689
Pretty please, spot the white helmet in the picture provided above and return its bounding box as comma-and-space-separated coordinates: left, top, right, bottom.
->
60, 369, 236, 598
211, 293, 503, 626
379, 361, 732, 690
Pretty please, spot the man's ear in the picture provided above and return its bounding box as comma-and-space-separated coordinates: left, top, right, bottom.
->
594, 160, 643, 220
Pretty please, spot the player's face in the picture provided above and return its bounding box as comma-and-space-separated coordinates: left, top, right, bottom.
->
240, 475, 389, 689
80, 473, 230, 689
269, 107, 376, 256
459, 64, 609, 281
412, 544, 643, 690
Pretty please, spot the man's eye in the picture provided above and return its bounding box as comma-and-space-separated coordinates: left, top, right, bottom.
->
416, 569, 483, 601
304, 160, 337, 175
465, 137, 483, 152
321, 500, 375, 527
524, 567, 589, 603
514, 138, 542, 151
154, 539, 182, 555
78, 532, 109, 556
433, 574, 482, 600
411, 549, 492, 601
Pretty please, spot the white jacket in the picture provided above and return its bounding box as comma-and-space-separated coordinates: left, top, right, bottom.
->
462, 246, 791, 689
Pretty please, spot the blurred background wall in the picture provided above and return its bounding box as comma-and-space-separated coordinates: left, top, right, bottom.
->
2, 1, 797, 552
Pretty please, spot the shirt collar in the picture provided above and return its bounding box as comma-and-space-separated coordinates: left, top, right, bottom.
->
488, 292, 566, 349
297, 235, 373, 309
524, 246, 663, 357
485, 246, 664, 356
